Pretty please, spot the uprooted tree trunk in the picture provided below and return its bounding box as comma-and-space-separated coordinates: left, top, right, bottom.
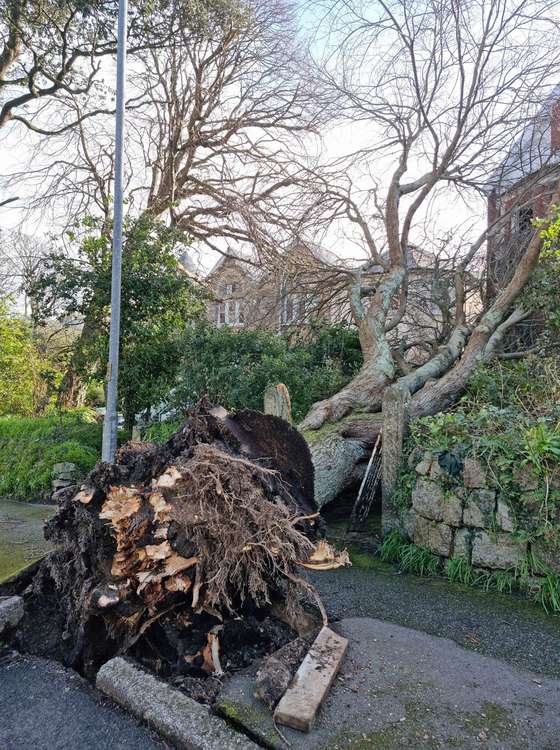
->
303, 187, 560, 509
18, 401, 342, 679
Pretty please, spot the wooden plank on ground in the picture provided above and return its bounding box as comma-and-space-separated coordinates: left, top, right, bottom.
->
273, 625, 348, 733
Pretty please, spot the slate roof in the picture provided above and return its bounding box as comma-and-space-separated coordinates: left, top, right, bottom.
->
486, 84, 560, 194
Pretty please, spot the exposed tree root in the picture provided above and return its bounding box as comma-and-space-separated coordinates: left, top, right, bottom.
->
18, 400, 334, 680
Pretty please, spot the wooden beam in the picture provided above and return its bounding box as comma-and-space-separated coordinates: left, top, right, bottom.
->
273, 626, 348, 732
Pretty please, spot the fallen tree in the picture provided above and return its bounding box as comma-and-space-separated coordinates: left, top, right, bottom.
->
305, 202, 560, 507
15, 401, 349, 680
285, 0, 560, 507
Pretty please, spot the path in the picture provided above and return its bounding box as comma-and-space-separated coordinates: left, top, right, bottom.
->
0, 653, 168, 750
309, 556, 560, 678
217, 616, 560, 750
0, 501, 56, 582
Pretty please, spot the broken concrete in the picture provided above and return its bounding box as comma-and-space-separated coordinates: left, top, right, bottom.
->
97, 657, 258, 749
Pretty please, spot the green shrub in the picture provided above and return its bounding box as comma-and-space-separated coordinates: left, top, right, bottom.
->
0, 302, 45, 416
0, 410, 104, 500
142, 418, 182, 444
464, 357, 560, 416
173, 322, 362, 423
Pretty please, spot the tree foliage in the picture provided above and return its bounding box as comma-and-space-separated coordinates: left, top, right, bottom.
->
32, 216, 206, 427
521, 209, 560, 348
0, 300, 44, 415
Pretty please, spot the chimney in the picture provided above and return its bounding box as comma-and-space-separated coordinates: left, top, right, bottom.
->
551, 99, 560, 153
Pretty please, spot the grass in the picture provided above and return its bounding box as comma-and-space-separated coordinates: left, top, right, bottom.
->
378, 531, 560, 615
0, 409, 106, 501
445, 556, 479, 586
535, 572, 560, 613
379, 528, 407, 563
399, 543, 441, 576
0, 500, 56, 582
379, 530, 440, 577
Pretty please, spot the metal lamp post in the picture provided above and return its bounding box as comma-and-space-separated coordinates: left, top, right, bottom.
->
102, 0, 128, 462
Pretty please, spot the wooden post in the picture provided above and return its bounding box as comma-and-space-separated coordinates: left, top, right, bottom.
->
263, 383, 292, 424
381, 385, 410, 533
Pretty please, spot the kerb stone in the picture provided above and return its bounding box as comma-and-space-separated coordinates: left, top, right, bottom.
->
96, 657, 258, 750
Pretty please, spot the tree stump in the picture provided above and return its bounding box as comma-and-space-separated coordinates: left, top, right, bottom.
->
263, 383, 292, 424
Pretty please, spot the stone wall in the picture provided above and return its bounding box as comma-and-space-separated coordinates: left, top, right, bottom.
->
403, 452, 559, 575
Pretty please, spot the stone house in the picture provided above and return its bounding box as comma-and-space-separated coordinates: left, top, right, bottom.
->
203, 245, 347, 333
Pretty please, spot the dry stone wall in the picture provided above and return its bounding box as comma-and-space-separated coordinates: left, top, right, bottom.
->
402, 451, 553, 573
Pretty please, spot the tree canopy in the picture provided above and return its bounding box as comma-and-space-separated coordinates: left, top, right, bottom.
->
32, 216, 206, 426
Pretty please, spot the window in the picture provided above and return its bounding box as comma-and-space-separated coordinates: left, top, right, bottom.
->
216, 299, 244, 327
281, 294, 301, 325
223, 283, 236, 296
217, 303, 226, 326
512, 206, 534, 235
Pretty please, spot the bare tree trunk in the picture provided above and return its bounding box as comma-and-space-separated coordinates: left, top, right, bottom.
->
57, 315, 100, 408
57, 368, 88, 409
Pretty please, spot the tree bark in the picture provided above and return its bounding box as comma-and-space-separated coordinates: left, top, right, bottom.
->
57, 299, 105, 408
57, 368, 88, 409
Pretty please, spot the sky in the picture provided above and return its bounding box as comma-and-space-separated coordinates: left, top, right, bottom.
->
0, 0, 525, 280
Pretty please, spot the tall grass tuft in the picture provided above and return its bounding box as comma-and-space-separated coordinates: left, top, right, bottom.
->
534, 572, 560, 614
379, 528, 407, 563
399, 543, 441, 577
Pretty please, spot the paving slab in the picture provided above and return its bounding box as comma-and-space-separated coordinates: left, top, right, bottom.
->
0, 653, 168, 750
216, 616, 560, 750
